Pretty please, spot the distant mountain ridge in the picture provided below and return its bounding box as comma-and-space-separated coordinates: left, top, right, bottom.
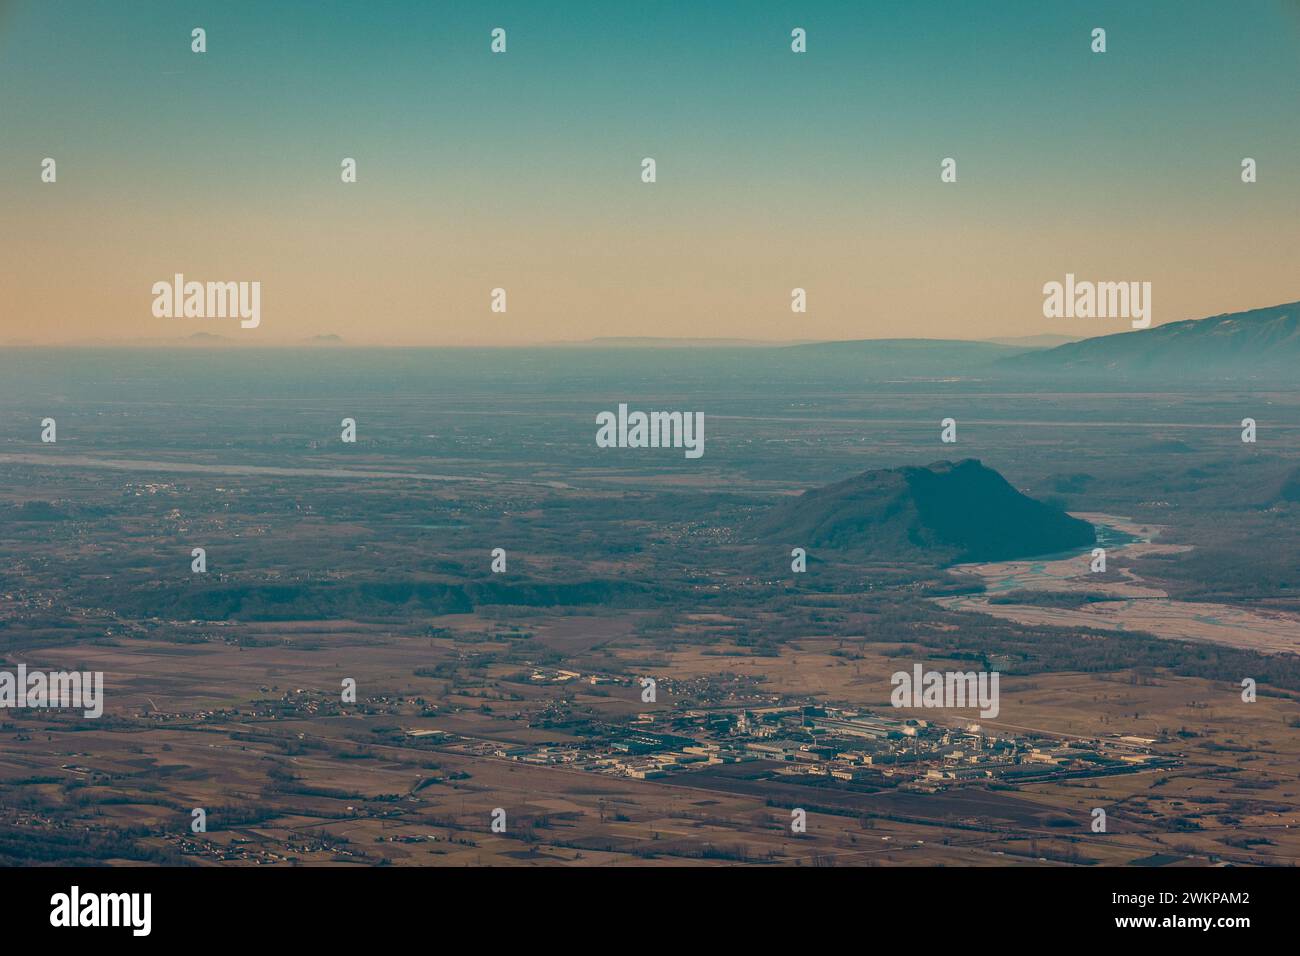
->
758, 459, 1095, 563
560, 336, 811, 348
1000, 301, 1300, 378
777, 339, 1031, 377
983, 334, 1083, 348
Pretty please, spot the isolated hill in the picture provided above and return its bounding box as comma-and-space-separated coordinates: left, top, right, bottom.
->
759, 459, 1095, 563
999, 301, 1300, 379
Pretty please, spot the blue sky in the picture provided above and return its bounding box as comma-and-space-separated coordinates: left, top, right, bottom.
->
2, 1, 1297, 344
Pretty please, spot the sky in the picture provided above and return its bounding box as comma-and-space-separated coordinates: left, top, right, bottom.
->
1, 0, 1298, 346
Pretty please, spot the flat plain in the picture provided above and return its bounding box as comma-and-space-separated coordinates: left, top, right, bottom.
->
2, 347, 1298, 866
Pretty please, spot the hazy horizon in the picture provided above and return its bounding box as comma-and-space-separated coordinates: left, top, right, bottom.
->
0, 331, 1085, 349
4, 299, 1291, 349
3, 0, 1298, 346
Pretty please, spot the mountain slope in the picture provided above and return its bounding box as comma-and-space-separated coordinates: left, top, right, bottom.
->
999, 301, 1300, 378
758, 459, 1095, 563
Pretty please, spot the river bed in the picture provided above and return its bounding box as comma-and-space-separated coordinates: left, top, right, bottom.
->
935, 513, 1300, 655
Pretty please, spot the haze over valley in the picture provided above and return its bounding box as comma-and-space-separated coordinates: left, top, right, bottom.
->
2, 301, 1299, 867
